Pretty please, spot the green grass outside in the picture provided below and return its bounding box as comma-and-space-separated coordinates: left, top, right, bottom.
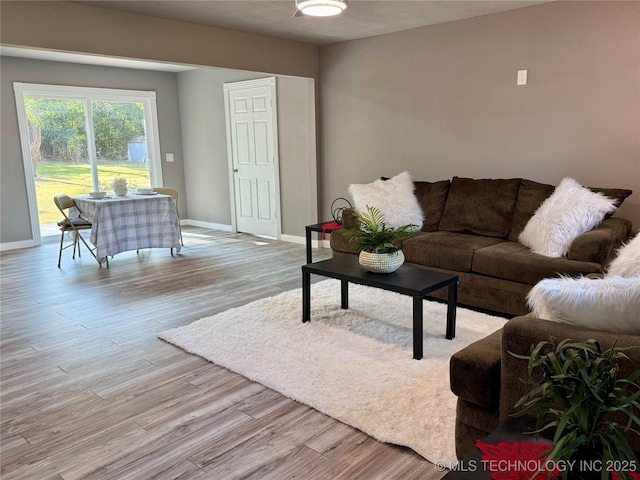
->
37, 162, 151, 224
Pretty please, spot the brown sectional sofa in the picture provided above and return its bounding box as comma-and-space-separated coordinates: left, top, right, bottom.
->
330, 177, 633, 316
450, 316, 640, 459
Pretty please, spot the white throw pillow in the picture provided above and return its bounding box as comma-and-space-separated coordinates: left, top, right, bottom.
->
348, 171, 423, 230
608, 233, 640, 277
519, 177, 617, 257
527, 275, 640, 334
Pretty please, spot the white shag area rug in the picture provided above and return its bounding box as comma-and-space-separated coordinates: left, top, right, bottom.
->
159, 279, 507, 465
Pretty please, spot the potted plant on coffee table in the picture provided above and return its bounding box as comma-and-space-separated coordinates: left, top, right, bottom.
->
511, 338, 640, 480
343, 204, 417, 273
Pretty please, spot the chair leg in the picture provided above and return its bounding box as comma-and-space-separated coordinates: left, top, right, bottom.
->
76, 231, 82, 259
74, 230, 102, 267
175, 211, 184, 247
72, 231, 78, 259
58, 231, 65, 268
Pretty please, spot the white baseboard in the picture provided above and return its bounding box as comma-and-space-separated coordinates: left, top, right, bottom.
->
280, 234, 305, 245
0, 238, 38, 252
182, 221, 331, 249
182, 219, 233, 232
280, 234, 330, 249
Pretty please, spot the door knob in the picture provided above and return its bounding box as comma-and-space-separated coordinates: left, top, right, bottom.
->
232, 168, 238, 173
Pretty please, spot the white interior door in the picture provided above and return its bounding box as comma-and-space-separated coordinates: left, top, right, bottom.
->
224, 78, 280, 238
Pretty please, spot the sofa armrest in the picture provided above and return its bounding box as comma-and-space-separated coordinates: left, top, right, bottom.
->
450, 329, 502, 409
568, 217, 632, 266
499, 315, 640, 427
340, 208, 358, 229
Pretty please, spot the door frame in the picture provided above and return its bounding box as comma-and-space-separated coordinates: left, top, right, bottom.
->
13, 82, 163, 246
223, 77, 282, 239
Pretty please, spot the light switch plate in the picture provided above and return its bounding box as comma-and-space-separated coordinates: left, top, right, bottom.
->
517, 69, 528, 86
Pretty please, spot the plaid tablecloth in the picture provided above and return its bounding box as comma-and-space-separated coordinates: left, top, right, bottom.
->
74, 194, 181, 263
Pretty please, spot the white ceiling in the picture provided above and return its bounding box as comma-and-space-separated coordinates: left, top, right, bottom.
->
76, 0, 550, 46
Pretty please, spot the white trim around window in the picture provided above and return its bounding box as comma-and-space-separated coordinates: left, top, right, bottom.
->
13, 82, 163, 246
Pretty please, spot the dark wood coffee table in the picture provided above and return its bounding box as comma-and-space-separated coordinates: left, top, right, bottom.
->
302, 256, 459, 359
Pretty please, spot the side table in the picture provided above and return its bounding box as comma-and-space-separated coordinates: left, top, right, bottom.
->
305, 221, 342, 263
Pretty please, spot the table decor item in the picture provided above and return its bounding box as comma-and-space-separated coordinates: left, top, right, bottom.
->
343, 204, 416, 273
111, 177, 128, 196
510, 338, 640, 480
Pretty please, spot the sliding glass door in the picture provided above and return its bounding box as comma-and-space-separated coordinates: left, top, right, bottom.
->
14, 84, 163, 240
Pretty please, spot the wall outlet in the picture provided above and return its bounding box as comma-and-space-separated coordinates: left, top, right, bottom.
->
166, 153, 174, 162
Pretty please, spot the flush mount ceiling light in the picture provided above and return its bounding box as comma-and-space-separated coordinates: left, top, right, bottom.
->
295, 0, 347, 17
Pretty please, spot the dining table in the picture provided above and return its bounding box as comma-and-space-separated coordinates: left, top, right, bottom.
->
73, 192, 181, 264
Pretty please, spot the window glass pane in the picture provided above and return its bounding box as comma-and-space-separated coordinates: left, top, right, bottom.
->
25, 98, 91, 226
92, 101, 151, 191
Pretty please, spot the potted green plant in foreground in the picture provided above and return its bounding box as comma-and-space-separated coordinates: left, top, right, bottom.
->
343, 205, 417, 273
511, 338, 640, 480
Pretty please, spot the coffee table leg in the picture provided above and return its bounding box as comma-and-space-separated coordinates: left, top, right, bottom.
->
302, 270, 311, 323
446, 282, 458, 339
341, 280, 349, 309
305, 227, 312, 264
413, 296, 423, 360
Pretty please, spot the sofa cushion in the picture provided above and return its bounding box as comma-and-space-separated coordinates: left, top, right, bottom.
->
527, 275, 640, 334
508, 181, 632, 241
589, 186, 632, 212
518, 178, 618, 258
348, 171, 423, 230
438, 177, 521, 238
608, 233, 640, 277
413, 180, 450, 232
473, 241, 603, 285
402, 232, 504, 272
508, 179, 555, 242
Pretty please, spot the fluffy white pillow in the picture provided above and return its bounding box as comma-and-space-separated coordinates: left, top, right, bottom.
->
348, 171, 423, 230
527, 275, 640, 334
519, 177, 617, 257
608, 234, 640, 277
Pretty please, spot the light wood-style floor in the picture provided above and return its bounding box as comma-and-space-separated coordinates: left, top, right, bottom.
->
1, 227, 448, 480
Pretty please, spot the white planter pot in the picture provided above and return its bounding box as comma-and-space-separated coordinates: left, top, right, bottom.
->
358, 250, 405, 273
114, 186, 128, 196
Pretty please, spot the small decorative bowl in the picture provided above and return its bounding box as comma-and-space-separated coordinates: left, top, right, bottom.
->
89, 191, 107, 199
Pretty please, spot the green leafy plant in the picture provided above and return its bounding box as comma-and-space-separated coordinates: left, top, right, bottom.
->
511, 338, 640, 478
343, 205, 416, 253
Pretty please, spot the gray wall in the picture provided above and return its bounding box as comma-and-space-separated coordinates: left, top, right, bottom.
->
2, 1, 638, 245
319, 1, 640, 227
0, 56, 186, 243
177, 69, 260, 227
1, 1, 319, 79
177, 69, 317, 236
